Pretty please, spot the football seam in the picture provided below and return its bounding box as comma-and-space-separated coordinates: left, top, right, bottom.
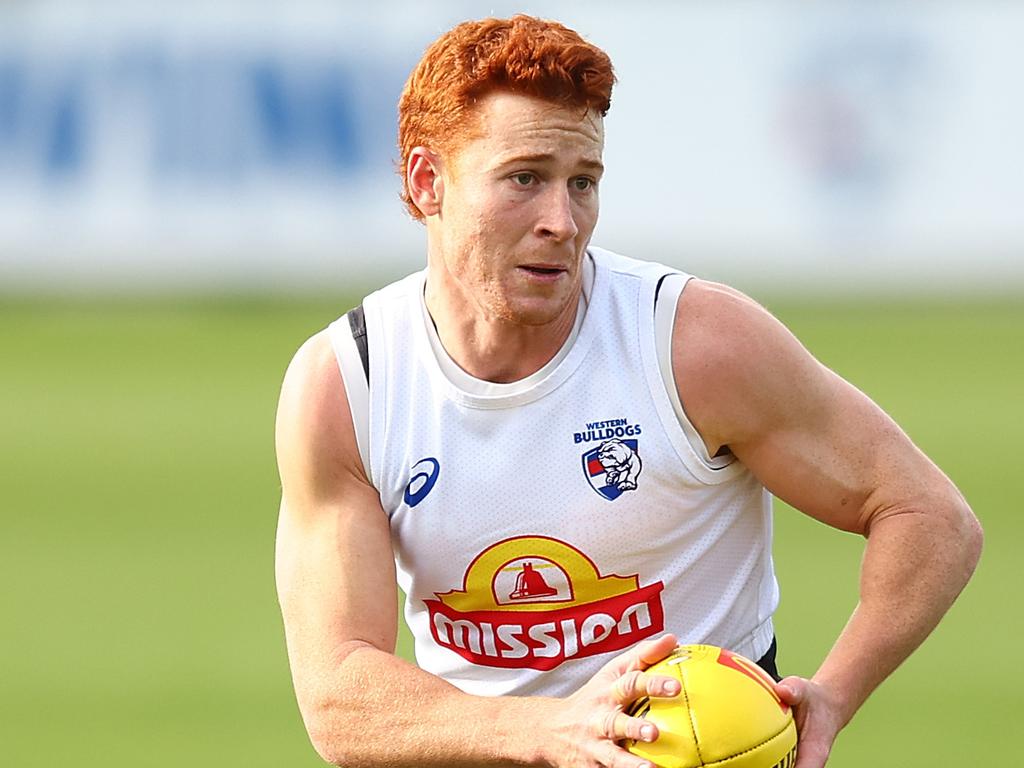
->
680, 682, 705, 766
698, 719, 795, 767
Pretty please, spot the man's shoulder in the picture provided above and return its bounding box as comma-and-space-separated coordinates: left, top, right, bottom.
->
583, 247, 769, 344
276, 328, 368, 486
671, 279, 824, 452
279, 330, 346, 423
674, 279, 798, 376
677, 279, 763, 330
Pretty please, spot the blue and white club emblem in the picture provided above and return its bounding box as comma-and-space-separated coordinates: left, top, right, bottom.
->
582, 438, 642, 501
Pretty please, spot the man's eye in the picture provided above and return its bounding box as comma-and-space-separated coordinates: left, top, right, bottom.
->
512, 173, 535, 186
573, 177, 594, 191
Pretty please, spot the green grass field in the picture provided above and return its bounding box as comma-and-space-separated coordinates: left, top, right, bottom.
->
2, 295, 1021, 766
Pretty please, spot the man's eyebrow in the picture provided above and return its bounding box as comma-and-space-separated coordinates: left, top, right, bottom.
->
494, 153, 605, 173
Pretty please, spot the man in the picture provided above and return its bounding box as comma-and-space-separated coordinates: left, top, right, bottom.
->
275, 15, 981, 768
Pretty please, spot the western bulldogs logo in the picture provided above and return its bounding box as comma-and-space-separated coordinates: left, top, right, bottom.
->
583, 438, 642, 500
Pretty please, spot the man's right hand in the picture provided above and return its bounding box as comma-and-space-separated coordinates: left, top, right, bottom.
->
537, 633, 681, 768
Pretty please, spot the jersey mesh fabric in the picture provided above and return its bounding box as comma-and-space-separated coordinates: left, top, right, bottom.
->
347, 247, 779, 697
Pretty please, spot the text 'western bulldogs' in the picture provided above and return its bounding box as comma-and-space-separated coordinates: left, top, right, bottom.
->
573, 418, 643, 444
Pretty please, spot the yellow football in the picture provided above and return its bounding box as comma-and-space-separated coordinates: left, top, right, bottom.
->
626, 644, 797, 768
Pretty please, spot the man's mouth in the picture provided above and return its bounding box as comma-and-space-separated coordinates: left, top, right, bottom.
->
519, 264, 567, 277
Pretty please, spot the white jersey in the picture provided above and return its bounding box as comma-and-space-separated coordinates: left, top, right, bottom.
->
328, 247, 779, 697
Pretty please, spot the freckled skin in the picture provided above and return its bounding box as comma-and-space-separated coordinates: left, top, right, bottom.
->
415, 92, 605, 382
277, 75, 982, 768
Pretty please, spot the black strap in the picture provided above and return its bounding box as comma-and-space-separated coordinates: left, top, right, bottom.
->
755, 636, 781, 682
654, 273, 670, 309
347, 304, 369, 383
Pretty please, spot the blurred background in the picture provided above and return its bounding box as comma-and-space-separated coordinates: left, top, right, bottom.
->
2, 1, 1021, 766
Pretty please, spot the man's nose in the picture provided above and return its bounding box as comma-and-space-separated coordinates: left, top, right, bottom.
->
535, 184, 579, 242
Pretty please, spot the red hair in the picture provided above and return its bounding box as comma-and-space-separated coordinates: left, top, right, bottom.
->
398, 15, 615, 220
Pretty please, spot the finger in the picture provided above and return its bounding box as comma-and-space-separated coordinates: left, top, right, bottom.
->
613, 669, 681, 703
598, 634, 677, 681
775, 675, 807, 706
602, 710, 660, 744
597, 739, 657, 768
598, 741, 655, 768
793, 737, 831, 768
618, 633, 679, 677
633, 633, 678, 668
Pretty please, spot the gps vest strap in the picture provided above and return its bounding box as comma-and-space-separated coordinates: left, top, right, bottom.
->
348, 303, 369, 383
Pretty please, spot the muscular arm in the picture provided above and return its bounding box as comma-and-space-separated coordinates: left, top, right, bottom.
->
275, 331, 676, 768
672, 282, 983, 765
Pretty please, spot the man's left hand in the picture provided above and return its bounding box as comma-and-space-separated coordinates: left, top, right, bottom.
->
775, 676, 846, 768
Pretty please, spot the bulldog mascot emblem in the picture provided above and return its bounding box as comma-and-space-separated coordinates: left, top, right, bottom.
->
583, 438, 642, 501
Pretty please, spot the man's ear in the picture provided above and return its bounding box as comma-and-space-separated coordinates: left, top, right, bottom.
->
407, 147, 444, 218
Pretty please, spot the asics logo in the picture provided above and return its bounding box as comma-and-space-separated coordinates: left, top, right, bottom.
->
404, 457, 440, 507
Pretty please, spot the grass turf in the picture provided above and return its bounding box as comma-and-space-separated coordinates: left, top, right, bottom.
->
1, 295, 1020, 766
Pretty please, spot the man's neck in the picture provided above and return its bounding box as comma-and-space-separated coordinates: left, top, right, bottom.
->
423, 275, 580, 384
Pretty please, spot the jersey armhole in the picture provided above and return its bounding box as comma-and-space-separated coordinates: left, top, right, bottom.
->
653, 274, 735, 472
328, 312, 372, 482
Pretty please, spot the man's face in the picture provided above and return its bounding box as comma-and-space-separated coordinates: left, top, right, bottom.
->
428, 91, 604, 326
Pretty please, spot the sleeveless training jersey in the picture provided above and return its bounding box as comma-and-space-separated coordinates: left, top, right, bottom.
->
328, 247, 779, 698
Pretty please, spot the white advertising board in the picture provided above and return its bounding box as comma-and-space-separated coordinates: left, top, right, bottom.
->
0, 2, 1021, 292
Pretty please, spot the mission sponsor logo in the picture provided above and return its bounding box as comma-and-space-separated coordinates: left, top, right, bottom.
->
425, 536, 664, 670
